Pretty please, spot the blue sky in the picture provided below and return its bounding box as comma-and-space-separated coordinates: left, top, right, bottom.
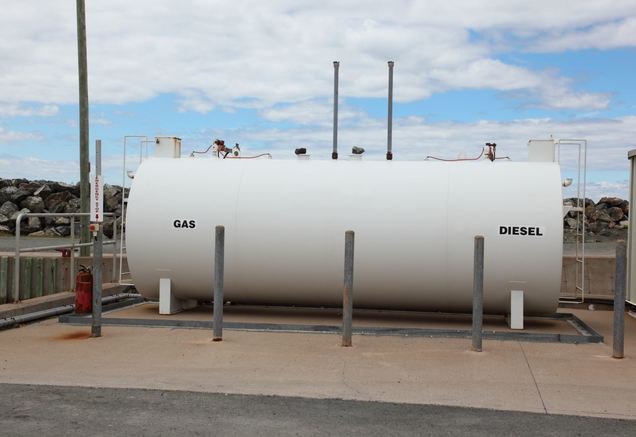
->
1, 1, 635, 200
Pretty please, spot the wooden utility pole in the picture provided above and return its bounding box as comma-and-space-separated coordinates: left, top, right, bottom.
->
76, 0, 90, 255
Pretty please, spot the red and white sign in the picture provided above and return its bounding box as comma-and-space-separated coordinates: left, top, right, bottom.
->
90, 174, 104, 222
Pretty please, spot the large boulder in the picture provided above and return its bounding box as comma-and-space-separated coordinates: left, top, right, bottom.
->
589, 220, 611, 236
564, 198, 595, 208
564, 217, 578, 229
22, 216, 42, 234
17, 182, 41, 195
0, 201, 18, 218
55, 226, 71, 237
11, 187, 32, 205
45, 191, 75, 213
54, 216, 71, 226
596, 210, 613, 223
33, 184, 52, 199
0, 214, 10, 226
0, 225, 12, 235
599, 197, 623, 207
20, 196, 45, 213
10, 208, 30, 221
0, 186, 18, 204
64, 197, 81, 213
607, 206, 624, 222
49, 181, 80, 197
104, 185, 121, 212
102, 219, 118, 238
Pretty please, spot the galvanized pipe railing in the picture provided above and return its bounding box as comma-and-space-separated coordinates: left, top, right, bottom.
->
386, 61, 394, 161
332, 61, 340, 160
13, 212, 117, 302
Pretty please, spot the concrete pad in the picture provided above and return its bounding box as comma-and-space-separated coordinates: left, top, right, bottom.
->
520, 307, 636, 419
105, 303, 581, 336
0, 305, 634, 419
0, 321, 545, 414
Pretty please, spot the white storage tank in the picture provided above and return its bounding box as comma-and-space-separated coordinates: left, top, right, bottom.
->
125, 148, 563, 316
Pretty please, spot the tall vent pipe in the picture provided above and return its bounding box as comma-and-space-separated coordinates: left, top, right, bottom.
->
332, 61, 340, 160
386, 61, 394, 160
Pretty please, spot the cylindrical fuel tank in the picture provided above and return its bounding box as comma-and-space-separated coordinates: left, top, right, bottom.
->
126, 158, 563, 315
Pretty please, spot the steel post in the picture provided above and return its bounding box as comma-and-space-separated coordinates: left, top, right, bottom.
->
472, 236, 484, 352
70, 216, 76, 291
342, 230, 355, 347
613, 241, 626, 359
332, 61, 339, 160
91, 139, 103, 338
112, 217, 118, 282
213, 225, 225, 341
0, 256, 8, 303
386, 61, 394, 160
13, 213, 24, 302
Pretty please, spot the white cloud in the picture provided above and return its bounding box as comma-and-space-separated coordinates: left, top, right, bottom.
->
2, 111, 633, 199
260, 100, 370, 126
534, 17, 636, 52
184, 113, 636, 176
91, 117, 112, 126
565, 180, 629, 201
0, 127, 42, 142
0, 155, 78, 181
0, 154, 124, 185
0, 1, 629, 111
0, 103, 59, 117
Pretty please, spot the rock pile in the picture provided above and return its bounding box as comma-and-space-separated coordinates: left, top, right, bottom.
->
0, 178, 125, 238
563, 197, 629, 242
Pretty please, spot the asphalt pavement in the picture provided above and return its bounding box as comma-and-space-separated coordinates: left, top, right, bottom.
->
0, 384, 633, 437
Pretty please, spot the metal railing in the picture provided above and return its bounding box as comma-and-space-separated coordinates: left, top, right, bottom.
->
118, 135, 148, 286
13, 212, 119, 302
556, 139, 587, 303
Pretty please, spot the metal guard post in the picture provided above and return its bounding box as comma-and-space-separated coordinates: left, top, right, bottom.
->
342, 230, 354, 347
613, 241, 626, 359
472, 235, 484, 352
213, 225, 225, 341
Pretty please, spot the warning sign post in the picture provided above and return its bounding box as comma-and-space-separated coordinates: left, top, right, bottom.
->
91, 139, 103, 338
90, 174, 103, 223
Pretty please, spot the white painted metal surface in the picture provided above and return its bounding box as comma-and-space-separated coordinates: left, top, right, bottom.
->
154, 137, 181, 158
126, 158, 563, 315
528, 139, 555, 162
508, 290, 524, 329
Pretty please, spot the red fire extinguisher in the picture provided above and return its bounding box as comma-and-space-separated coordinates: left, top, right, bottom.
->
75, 266, 93, 314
